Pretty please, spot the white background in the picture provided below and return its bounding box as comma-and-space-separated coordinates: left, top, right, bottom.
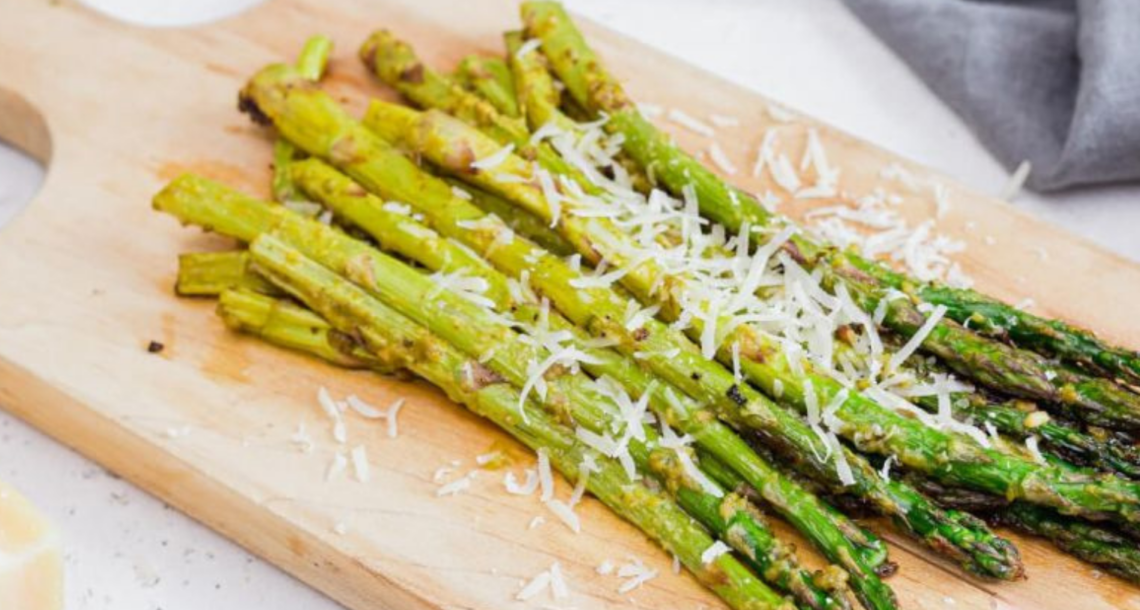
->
1, 1, 1137, 609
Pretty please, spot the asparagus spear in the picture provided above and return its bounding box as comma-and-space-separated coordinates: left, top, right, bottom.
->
272, 35, 333, 203
648, 449, 854, 610
233, 82, 1020, 584
225, 239, 848, 608
247, 234, 795, 610
232, 70, 1024, 581
158, 173, 895, 610
176, 251, 280, 297
518, 0, 1140, 435
996, 503, 1140, 584
455, 55, 519, 118
190, 172, 841, 605
216, 287, 396, 372
503, 29, 652, 195
442, 177, 576, 257
289, 158, 856, 609
503, 30, 569, 133
914, 478, 1140, 585
361, 96, 1140, 529
878, 263, 1140, 387
357, 30, 592, 190
841, 336, 1140, 480
920, 394, 1140, 481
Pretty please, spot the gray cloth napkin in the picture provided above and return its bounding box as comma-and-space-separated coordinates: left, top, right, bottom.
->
841, 0, 1140, 192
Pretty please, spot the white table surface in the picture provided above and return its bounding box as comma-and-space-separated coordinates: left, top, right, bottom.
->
1, 1, 1137, 609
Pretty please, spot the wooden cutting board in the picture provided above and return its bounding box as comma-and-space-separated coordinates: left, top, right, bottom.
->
1, 1, 1138, 608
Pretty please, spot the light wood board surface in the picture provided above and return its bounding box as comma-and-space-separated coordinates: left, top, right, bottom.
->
1, 1, 1138, 608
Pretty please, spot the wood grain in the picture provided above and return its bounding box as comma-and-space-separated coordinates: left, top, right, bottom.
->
0, 1, 1138, 609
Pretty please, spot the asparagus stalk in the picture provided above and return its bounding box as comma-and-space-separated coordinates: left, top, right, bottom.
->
158, 173, 895, 610
191, 189, 833, 604
363, 96, 1140, 530
503, 30, 570, 133
519, 0, 1140, 435
232, 69, 1024, 582
920, 394, 1140, 481
216, 288, 396, 372
272, 138, 305, 204
176, 251, 280, 297
648, 449, 853, 610
503, 29, 652, 194
225, 238, 847, 608
272, 35, 333, 203
247, 234, 794, 610
442, 177, 576, 257
357, 30, 592, 190
843, 336, 1140, 480
915, 477, 1140, 585
290, 158, 856, 609
881, 266, 1140, 387
454, 55, 519, 117
996, 503, 1140, 584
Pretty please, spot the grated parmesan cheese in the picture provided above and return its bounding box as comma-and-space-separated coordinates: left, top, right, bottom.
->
700, 540, 732, 565
505, 468, 540, 496
709, 113, 740, 128
708, 142, 738, 175
386, 398, 405, 438
546, 499, 581, 533
667, 108, 715, 137
515, 38, 542, 59
350, 445, 371, 483
888, 305, 947, 372
436, 471, 476, 497
470, 143, 515, 171
1001, 160, 1032, 201
325, 451, 347, 481
346, 395, 383, 419
537, 449, 554, 502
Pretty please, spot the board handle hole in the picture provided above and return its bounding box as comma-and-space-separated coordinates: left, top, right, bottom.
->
0, 87, 51, 231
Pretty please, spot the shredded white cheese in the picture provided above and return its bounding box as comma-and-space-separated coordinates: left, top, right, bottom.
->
888, 305, 947, 372
325, 451, 347, 481
515, 38, 542, 60
667, 108, 715, 137
545, 499, 581, 534
470, 143, 516, 171
700, 540, 732, 565
436, 471, 476, 497
1001, 160, 1032, 201
709, 113, 740, 128
708, 142, 738, 175
351, 445, 371, 483
505, 468, 540, 496
386, 398, 405, 438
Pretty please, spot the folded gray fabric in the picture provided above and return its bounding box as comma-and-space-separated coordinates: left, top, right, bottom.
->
841, 0, 1140, 192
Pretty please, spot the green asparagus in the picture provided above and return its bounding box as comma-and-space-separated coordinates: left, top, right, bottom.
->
358, 30, 591, 189
157, 172, 897, 610
228, 69, 1024, 583
290, 158, 855, 609
356, 94, 1140, 528
247, 234, 795, 610
455, 55, 519, 117
271, 34, 332, 203
217, 287, 396, 372
176, 251, 280, 297
519, 0, 1140, 434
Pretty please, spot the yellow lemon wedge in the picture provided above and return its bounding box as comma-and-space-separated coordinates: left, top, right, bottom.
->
0, 479, 63, 610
